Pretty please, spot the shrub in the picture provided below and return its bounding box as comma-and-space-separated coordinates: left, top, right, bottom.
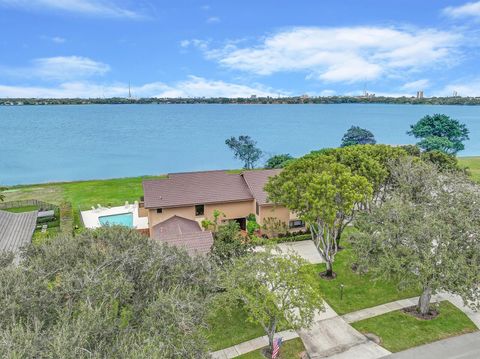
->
0, 227, 216, 358
59, 202, 74, 236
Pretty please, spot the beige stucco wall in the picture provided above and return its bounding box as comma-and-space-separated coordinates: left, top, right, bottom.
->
148, 205, 196, 228
147, 200, 255, 230
258, 204, 291, 226
205, 201, 255, 222
259, 204, 304, 230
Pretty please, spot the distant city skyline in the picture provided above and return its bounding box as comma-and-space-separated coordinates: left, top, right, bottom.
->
0, 0, 479, 98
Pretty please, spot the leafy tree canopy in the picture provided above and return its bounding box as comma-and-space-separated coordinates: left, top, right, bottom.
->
354, 159, 480, 315
225, 135, 262, 169
341, 126, 376, 147
217, 249, 323, 354
420, 150, 461, 172
0, 227, 216, 358
310, 145, 408, 203
266, 154, 372, 277
407, 114, 469, 155
210, 221, 250, 265
265, 154, 294, 169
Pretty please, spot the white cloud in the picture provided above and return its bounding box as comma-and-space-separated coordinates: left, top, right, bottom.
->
154, 76, 285, 98
41, 35, 66, 44
1, 56, 110, 81
401, 79, 430, 91
198, 26, 460, 83
0, 76, 286, 98
206, 16, 220, 24
443, 1, 480, 19
180, 40, 190, 48
0, 0, 143, 19
434, 79, 480, 97
51, 36, 66, 44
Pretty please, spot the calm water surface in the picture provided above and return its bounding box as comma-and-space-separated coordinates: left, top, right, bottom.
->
1, 104, 479, 185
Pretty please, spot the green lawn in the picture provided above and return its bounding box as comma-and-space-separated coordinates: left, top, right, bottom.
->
3, 205, 39, 213
4, 175, 166, 227
458, 156, 480, 183
205, 305, 267, 351
352, 301, 478, 352
236, 338, 306, 359
306, 237, 419, 315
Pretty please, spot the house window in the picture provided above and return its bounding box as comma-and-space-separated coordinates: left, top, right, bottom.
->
195, 204, 205, 216
256, 202, 260, 215
289, 220, 305, 228
156, 208, 163, 214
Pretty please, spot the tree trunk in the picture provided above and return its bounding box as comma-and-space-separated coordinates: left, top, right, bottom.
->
267, 318, 277, 355
418, 287, 432, 315
325, 260, 334, 277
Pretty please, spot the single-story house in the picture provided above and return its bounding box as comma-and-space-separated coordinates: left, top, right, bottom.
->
151, 215, 213, 255
0, 209, 38, 257
140, 169, 304, 253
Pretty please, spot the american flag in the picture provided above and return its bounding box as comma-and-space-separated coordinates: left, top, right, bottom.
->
272, 337, 283, 359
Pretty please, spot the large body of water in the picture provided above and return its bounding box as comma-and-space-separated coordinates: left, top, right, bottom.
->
1, 104, 479, 185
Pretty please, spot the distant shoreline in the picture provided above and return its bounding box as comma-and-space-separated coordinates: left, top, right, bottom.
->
2, 96, 480, 106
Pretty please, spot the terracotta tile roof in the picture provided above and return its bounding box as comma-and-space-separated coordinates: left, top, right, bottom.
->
242, 169, 281, 205
143, 170, 253, 209
151, 215, 203, 238
0, 210, 37, 253
152, 231, 214, 256
151, 215, 213, 256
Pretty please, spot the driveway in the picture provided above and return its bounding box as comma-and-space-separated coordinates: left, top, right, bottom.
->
384, 332, 480, 359
298, 303, 390, 359
254, 240, 324, 264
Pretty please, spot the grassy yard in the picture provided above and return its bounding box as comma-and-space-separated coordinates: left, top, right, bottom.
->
458, 156, 480, 182
205, 305, 266, 351
3, 175, 166, 226
3, 205, 39, 213
352, 301, 478, 352
306, 236, 419, 315
236, 338, 306, 359
206, 235, 420, 351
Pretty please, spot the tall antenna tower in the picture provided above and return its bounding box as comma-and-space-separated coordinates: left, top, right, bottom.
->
128, 82, 132, 99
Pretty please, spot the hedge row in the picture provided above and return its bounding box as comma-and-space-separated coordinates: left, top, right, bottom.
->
59, 202, 74, 235
252, 233, 312, 245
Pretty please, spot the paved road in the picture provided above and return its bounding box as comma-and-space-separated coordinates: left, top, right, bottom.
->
385, 332, 480, 359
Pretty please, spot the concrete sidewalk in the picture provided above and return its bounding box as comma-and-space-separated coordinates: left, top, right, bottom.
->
342, 295, 444, 324
211, 330, 299, 359
298, 303, 390, 359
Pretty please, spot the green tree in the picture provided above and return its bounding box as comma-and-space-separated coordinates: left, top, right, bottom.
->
201, 209, 225, 233
225, 135, 262, 169
341, 126, 376, 147
354, 160, 480, 316
420, 150, 460, 172
265, 154, 294, 169
266, 154, 372, 278
210, 221, 250, 264
0, 227, 216, 358
262, 217, 288, 238
0, 186, 6, 202
218, 249, 323, 355
407, 114, 469, 155
311, 145, 408, 204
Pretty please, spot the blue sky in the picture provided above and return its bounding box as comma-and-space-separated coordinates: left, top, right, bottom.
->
0, 0, 480, 98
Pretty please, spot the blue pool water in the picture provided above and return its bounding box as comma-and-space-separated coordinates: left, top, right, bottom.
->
1, 104, 479, 185
99, 213, 133, 227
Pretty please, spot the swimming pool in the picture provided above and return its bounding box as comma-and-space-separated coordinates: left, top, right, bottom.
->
98, 212, 133, 227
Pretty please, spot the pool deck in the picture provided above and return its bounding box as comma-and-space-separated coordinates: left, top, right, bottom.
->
81, 203, 148, 230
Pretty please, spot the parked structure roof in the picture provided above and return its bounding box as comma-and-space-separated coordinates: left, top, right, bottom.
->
0, 210, 37, 253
